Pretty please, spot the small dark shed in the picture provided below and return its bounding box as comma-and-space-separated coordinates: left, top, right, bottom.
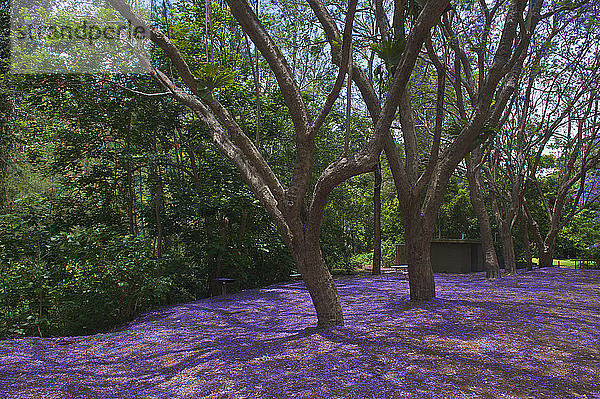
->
396, 239, 484, 274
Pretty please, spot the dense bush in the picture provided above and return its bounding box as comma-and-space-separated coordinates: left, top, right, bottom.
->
0, 226, 176, 337
0, 191, 293, 337
349, 239, 397, 269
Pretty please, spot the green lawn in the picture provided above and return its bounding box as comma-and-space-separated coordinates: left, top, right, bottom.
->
531, 258, 597, 269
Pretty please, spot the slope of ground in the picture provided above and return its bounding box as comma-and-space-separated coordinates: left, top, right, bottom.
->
1, 268, 599, 398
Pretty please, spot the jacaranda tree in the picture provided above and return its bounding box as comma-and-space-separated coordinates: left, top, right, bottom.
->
106, 0, 450, 327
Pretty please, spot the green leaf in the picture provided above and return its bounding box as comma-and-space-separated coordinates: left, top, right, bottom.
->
192, 63, 236, 96
370, 36, 406, 72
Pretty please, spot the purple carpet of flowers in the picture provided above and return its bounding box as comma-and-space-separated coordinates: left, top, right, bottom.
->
1, 267, 600, 398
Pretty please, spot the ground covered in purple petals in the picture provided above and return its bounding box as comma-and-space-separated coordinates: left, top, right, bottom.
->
1, 267, 600, 398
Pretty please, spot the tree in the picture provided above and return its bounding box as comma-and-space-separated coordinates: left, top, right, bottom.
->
467, 3, 600, 274
106, 0, 449, 326
466, 148, 501, 278
525, 106, 600, 268
500, 2, 600, 268
372, 160, 382, 275
0, 0, 10, 211
351, 0, 544, 298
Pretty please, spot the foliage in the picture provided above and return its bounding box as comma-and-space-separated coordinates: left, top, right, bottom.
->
445, 121, 497, 152
437, 177, 478, 239
3, 0, 600, 337
556, 208, 600, 260
0, 225, 172, 337
370, 35, 406, 73
193, 63, 237, 97
350, 239, 397, 269
0, 71, 295, 337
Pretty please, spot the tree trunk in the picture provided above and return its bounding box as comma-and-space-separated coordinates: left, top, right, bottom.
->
125, 118, 137, 236
481, 220, 501, 278
523, 202, 543, 267
292, 235, 343, 328
405, 217, 435, 301
538, 249, 553, 268
210, 214, 229, 296
499, 221, 516, 274
538, 224, 559, 268
154, 189, 163, 258
372, 161, 382, 275
538, 234, 557, 268
466, 155, 501, 278
151, 139, 164, 258
138, 167, 145, 236
520, 215, 533, 271
0, 85, 11, 213
0, 141, 7, 212
126, 161, 136, 235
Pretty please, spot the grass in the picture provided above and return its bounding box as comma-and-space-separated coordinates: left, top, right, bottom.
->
531, 258, 598, 268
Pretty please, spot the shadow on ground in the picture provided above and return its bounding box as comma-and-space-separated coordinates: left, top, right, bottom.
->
1, 268, 599, 398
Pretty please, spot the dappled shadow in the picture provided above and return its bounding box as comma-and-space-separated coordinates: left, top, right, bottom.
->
1, 267, 600, 398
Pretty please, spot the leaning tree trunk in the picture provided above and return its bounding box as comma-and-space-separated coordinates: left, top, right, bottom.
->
499, 221, 517, 274
466, 156, 501, 278
404, 216, 435, 301
292, 233, 344, 327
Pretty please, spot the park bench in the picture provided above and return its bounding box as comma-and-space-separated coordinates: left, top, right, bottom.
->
390, 265, 408, 274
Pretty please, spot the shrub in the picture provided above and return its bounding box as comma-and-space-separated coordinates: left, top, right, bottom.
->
350, 239, 397, 269
0, 226, 171, 337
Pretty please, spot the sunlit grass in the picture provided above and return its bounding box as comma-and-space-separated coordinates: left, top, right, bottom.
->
531, 258, 597, 269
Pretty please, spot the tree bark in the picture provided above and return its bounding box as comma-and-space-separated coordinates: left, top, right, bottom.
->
539, 235, 557, 268
210, 214, 229, 296
0, 138, 7, 212
405, 215, 435, 301
520, 214, 533, 271
498, 220, 516, 274
126, 158, 136, 235
151, 139, 164, 258
372, 161, 382, 275
292, 234, 343, 327
0, 71, 10, 213
538, 248, 554, 268
125, 115, 137, 236
107, 0, 446, 329
466, 153, 501, 278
